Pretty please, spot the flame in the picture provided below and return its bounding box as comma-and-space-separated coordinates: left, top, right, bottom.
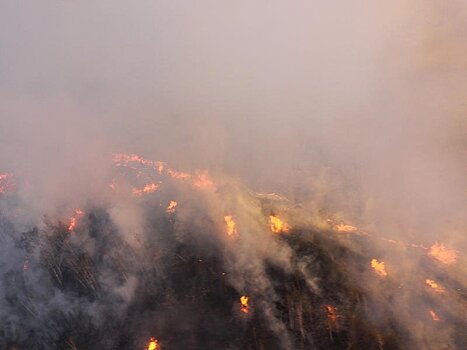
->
113, 153, 166, 175
167, 168, 191, 181
192, 170, 215, 189
425, 279, 445, 293
68, 218, 78, 232
370, 259, 388, 278
132, 183, 159, 197
429, 310, 440, 321
147, 337, 159, 350
335, 224, 358, 232
269, 215, 290, 233
166, 200, 178, 213
240, 295, 249, 313
68, 209, 85, 232
113, 153, 150, 168
224, 216, 237, 236
428, 243, 458, 265
113, 153, 165, 174
112, 153, 217, 191
325, 305, 339, 329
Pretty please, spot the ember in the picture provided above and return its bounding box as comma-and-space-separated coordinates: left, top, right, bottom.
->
68, 208, 85, 232
166, 200, 177, 213
335, 224, 357, 233
429, 310, 441, 321
425, 279, 445, 294
325, 305, 339, 330
240, 295, 249, 314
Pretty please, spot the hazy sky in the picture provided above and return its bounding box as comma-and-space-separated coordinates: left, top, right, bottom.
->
1, 1, 466, 243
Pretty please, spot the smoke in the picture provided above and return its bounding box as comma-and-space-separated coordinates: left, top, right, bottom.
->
0, 0, 466, 349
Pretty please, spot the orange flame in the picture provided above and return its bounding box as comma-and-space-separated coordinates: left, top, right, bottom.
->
425, 279, 445, 294
240, 295, 249, 314
166, 200, 177, 213
167, 168, 191, 181
132, 183, 159, 197
147, 337, 159, 350
68, 209, 85, 232
113, 153, 149, 167
269, 215, 290, 233
428, 243, 458, 265
113, 154, 165, 174
68, 218, 78, 232
113, 153, 217, 191
335, 224, 357, 233
224, 216, 237, 236
429, 310, 440, 321
370, 259, 388, 278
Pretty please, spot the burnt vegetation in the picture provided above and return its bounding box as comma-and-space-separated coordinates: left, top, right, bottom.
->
0, 203, 426, 350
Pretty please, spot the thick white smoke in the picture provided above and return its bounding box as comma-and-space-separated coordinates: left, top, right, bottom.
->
0, 1, 466, 349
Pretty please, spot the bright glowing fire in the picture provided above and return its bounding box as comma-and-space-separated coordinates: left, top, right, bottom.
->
113, 153, 217, 192
224, 215, 237, 236
428, 243, 458, 265
240, 295, 249, 314
370, 259, 388, 278
166, 200, 177, 213
147, 337, 159, 350
335, 224, 357, 232
132, 183, 159, 197
269, 215, 290, 233
68, 209, 85, 232
425, 279, 445, 293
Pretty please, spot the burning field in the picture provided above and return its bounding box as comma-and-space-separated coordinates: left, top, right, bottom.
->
0, 154, 465, 349
1, 1, 467, 349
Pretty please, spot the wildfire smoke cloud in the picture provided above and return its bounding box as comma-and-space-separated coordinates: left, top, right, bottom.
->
0, 1, 466, 349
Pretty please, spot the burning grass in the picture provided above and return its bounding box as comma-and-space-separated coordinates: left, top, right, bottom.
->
0, 156, 465, 349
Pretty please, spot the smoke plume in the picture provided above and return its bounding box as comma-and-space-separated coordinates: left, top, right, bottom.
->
0, 1, 466, 349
